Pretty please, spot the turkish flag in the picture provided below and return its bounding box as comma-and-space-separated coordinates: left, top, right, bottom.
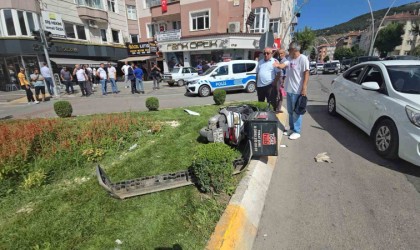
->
162, 0, 167, 12
274, 38, 281, 49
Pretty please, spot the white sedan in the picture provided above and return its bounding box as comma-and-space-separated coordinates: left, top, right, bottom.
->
328, 60, 420, 166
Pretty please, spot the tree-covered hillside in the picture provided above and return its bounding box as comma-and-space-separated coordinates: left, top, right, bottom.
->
314, 1, 420, 36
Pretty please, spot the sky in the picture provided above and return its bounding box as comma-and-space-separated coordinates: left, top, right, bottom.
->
296, 0, 418, 30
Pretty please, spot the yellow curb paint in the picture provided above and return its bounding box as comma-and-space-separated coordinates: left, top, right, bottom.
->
10, 96, 29, 104
207, 204, 257, 250
267, 156, 277, 168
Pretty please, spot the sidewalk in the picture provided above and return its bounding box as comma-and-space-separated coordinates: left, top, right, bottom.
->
0, 89, 25, 103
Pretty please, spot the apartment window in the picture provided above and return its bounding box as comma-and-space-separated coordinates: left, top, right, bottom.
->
112, 29, 119, 43
101, 29, 107, 42
147, 23, 166, 38
4, 10, 16, 36
250, 8, 269, 33
107, 0, 117, 12
190, 10, 210, 31
130, 34, 138, 43
127, 5, 137, 20
172, 21, 181, 30
77, 0, 104, 10
17, 11, 28, 36
76, 25, 86, 40
269, 19, 280, 34
64, 22, 76, 38
27, 13, 35, 32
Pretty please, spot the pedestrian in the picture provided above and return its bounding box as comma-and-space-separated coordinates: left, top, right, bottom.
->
30, 68, 46, 102
150, 62, 161, 90
107, 63, 119, 94
274, 41, 310, 140
60, 66, 74, 94
256, 47, 281, 110
196, 61, 203, 75
121, 61, 131, 88
73, 64, 88, 97
134, 64, 144, 94
83, 65, 93, 95
97, 63, 108, 95
276, 49, 288, 113
202, 60, 210, 72
128, 62, 138, 94
40, 62, 55, 97
18, 68, 39, 104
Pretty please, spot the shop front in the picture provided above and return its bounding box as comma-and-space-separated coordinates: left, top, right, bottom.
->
158, 34, 262, 73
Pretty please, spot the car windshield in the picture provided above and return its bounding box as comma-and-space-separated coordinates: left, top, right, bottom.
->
170, 68, 180, 73
203, 66, 217, 75
387, 65, 420, 94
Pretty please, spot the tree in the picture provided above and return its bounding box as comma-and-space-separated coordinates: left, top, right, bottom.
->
324, 55, 330, 62
411, 45, 420, 56
310, 47, 317, 61
295, 26, 316, 53
334, 47, 353, 61
351, 45, 365, 57
374, 22, 404, 57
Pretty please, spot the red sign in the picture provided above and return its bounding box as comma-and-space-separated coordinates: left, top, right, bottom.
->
274, 38, 281, 49
162, 0, 167, 12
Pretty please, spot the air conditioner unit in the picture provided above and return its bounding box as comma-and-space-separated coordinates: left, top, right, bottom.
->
228, 22, 240, 33
88, 20, 98, 28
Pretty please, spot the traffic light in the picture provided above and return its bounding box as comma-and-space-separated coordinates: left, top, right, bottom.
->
32, 30, 41, 42
44, 31, 54, 48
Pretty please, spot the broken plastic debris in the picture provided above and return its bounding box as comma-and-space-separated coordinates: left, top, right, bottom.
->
280, 144, 287, 148
315, 152, 332, 163
184, 109, 200, 116
128, 144, 138, 151
263, 234, 268, 237
115, 239, 123, 245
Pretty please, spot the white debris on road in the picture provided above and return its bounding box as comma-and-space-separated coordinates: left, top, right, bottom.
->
315, 152, 333, 163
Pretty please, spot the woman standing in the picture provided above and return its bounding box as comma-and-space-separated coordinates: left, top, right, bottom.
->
30, 68, 46, 102
18, 68, 38, 104
150, 62, 161, 90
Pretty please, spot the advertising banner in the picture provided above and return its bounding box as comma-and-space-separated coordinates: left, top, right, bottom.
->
41, 11, 66, 38
127, 42, 158, 56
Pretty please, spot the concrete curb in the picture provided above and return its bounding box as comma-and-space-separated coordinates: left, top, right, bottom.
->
207, 110, 287, 250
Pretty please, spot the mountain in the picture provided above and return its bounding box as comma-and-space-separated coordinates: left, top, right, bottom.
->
314, 1, 420, 36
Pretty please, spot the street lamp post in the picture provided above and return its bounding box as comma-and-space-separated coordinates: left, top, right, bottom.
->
281, 0, 309, 49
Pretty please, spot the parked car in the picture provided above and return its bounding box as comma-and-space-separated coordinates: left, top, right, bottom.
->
323, 62, 339, 74
310, 61, 317, 75
316, 63, 324, 72
185, 60, 257, 97
351, 56, 380, 66
328, 60, 420, 166
163, 66, 198, 86
341, 59, 352, 72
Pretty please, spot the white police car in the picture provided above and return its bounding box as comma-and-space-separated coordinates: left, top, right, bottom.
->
185, 60, 257, 97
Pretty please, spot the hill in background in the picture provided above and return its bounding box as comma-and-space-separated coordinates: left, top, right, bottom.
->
314, 1, 420, 37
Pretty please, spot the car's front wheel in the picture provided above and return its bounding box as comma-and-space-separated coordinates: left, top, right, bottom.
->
328, 95, 337, 116
373, 119, 399, 159
198, 85, 211, 97
246, 81, 256, 93
178, 79, 184, 86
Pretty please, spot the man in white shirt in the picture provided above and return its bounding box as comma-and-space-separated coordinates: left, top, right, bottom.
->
41, 62, 54, 96
107, 63, 119, 94
97, 63, 108, 95
274, 41, 310, 140
73, 64, 89, 97
121, 61, 131, 88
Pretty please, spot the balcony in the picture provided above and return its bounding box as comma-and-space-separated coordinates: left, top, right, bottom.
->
0, 0, 39, 13
76, 0, 108, 23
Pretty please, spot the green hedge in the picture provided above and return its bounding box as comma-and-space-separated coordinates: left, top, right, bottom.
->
53, 101, 73, 118
213, 89, 226, 105
146, 97, 159, 111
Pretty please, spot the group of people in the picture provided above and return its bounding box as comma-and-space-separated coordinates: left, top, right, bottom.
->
121, 61, 161, 94
18, 63, 55, 104
196, 61, 217, 74
256, 41, 310, 140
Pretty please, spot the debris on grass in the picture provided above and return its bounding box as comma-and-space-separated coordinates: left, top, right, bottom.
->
128, 144, 138, 151
115, 239, 123, 245
184, 109, 200, 116
165, 120, 180, 127
315, 152, 332, 163
16, 202, 35, 214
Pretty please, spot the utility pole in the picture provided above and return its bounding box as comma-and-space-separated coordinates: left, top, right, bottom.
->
281, 0, 309, 49
37, 0, 58, 96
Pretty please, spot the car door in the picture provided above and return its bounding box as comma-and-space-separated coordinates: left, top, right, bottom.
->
181, 68, 190, 79
209, 65, 230, 91
352, 65, 387, 132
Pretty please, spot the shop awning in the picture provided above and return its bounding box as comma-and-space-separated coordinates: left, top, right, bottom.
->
50, 58, 106, 66
118, 55, 157, 62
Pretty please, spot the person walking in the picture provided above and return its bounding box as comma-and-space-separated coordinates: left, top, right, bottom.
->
121, 61, 131, 88
134, 64, 144, 94
73, 64, 88, 97
107, 63, 119, 94
30, 68, 46, 102
256, 47, 281, 110
97, 63, 108, 95
128, 63, 138, 94
18, 68, 38, 104
275, 49, 288, 113
274, 41, 310, 140
41, 62, 54, 97
150, 62, 161, 90
60, 66, 74, 94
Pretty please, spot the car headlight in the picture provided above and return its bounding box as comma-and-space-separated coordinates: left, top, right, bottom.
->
189, 80, 198, 85
406, 105, 420, 127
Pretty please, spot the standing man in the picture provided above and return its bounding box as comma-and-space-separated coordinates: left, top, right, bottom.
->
150, 62, 161, 90
121, 61, 131, 88
41, 62, 54, 97
97, 63, 108, 95
274, 41, 310, 140
107, 63, 119, 94
275, 49, 288, 113
196, 61, 203, 75
134, 64, 144, 94
30, 68, 46, 102
256, 47, 280, 110
73, 64, 88, 97
60, 66, 74, 94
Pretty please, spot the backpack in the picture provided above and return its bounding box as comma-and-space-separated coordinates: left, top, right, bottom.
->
294, 95, 308, 115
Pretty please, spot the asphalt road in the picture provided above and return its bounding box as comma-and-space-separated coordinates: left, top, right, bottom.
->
253, 74, 420, 249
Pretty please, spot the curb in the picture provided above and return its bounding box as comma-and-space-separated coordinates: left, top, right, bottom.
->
206, 109, 287, 250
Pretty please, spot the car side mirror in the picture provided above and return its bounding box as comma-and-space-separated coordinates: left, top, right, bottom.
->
361, 81, 380, 91
211, 73, 217, 77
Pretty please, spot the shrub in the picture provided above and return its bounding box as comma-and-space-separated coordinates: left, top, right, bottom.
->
191, 143, 240, 194
213, 89, 226, 105
146, 97, 159, 111
54, 101, 73, 118
20, 169, 46, 190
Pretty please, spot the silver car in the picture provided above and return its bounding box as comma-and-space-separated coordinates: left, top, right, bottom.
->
163, 67, 198, 86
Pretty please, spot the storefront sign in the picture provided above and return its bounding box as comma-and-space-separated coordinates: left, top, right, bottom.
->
55, 46, 79, 53
41, 11, 66, 38
162, 0, 168, 12
167, 40, 221, 51
157, 30, 181, 42
127, 42, 158, 56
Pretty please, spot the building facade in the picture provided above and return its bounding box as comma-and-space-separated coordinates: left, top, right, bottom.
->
135, 0, 296, 72
317, 44, 335, 62
335, 31, 361, 50
0, 0, 137, 91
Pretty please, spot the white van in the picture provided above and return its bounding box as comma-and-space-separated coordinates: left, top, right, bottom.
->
185, 60, 257, 97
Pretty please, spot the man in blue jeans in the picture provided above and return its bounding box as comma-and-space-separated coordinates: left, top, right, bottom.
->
273, 41, 309, 140
97, 63, 108, 95
41, 62, 54, 96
